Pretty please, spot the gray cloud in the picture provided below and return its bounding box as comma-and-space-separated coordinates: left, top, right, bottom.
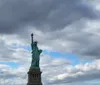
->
0, 49, 100, 85
0, 0, 100, 85
0, 0, 99, 59
0, 0, 97, 34
0, 39, 15, 61
44, 59, 100, 84
0, 64, 27, 85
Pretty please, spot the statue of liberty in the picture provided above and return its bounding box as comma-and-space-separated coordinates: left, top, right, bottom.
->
30, 33, 42, 70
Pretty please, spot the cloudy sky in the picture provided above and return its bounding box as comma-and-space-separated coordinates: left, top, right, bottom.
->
0, 0, 100, 85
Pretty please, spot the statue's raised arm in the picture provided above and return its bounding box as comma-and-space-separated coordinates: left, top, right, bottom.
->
31, 33, 34, 51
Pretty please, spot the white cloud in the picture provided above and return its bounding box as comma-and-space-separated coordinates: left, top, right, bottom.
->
0, 0, 100, 85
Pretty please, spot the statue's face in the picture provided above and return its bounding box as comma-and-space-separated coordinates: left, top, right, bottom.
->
34, 42, 37, 46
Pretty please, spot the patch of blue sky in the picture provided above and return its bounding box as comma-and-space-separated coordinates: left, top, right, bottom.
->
43, 50, 93, 65
11, 43, 31, 51
80, 59, 93, 64
11, 44, 93, 66
85, 80, 100, 84
43, 50, 80, 65
0, 62, 19, 68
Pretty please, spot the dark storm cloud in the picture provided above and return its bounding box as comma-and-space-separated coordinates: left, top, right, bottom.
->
0, 0, 97, 34
65, 31, 100, 59
0, 0, 99, 60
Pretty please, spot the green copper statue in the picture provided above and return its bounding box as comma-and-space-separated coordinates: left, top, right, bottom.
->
30, 33, 42, 69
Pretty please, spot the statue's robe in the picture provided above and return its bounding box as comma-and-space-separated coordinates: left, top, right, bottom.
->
30, 43, 42, 69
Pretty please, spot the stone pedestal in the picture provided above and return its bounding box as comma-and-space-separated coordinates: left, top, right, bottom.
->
27, 68, 42, 85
